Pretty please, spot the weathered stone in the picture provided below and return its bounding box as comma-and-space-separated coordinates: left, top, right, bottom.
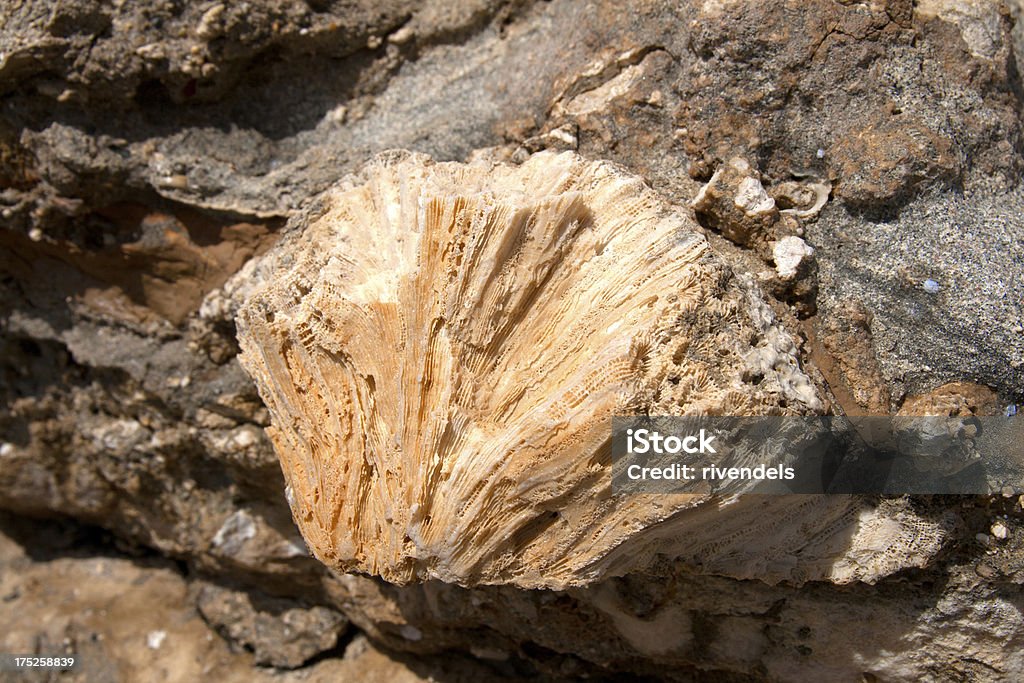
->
0, 514, 490, 682
1, 0, 1023, 680
692, 157, 780, 249
195, 580, 348, 668
234, 150, 827, 589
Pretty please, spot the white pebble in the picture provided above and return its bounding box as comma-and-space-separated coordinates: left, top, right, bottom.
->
388, 26, 414, 44
146, 630, 167, 649
773, 236, 814, 280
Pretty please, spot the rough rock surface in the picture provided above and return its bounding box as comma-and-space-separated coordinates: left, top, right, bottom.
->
1, 0, 1023, 680
0, 513, 503, 683
234, 150, 835, 590
195, 579, 349, 668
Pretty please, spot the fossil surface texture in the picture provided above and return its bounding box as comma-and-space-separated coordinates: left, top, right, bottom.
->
235, 150, 822, 589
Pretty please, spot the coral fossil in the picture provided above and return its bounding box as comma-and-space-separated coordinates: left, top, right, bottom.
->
236, 150, 821, 589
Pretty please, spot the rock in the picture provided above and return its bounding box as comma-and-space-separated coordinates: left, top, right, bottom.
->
830, 118, 960, 209
0, 514, 481, 682
677, 0, 1022, 202
234, 150, 826, 589
976, 561, 997, 578
898, 382, 1001, 417
195, 580, 349, 668
1, 0, 1024, 680
809, 188, 1024, 403
773, 237, 814, 278
917, 0, 1008, 59
692, 157, 780, 249
765, 236, 818, 315
815, 302, 892, 414
146, 630, 167, 650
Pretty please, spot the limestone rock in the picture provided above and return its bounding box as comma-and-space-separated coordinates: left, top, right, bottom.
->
236, 150, 824, 589
764, 236, 818, 316
773, 237, 814, 282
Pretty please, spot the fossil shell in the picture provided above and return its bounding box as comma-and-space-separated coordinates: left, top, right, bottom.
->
774, 179, 831, 219
236, 150, 836, 589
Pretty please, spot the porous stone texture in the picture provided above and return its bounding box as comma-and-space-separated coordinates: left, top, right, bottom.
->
235, 150, 834, 589
1, 0, 1023, 680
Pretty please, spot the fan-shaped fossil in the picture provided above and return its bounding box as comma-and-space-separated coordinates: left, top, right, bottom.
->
234, 150, 902, 589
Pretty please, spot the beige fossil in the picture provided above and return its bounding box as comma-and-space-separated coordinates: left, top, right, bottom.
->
235, 150, 945, 589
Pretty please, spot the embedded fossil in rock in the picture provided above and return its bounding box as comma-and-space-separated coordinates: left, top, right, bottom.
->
773, 180, 831, 220
691, 157, 780, 248
235, 150, 948, 590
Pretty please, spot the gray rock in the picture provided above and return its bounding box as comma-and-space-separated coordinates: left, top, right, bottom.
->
810, 186, 1024, 404
195, 580, 349, 668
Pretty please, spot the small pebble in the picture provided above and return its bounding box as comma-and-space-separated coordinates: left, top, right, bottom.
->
388, 26, 414, 45
923, 279, 940, 293
146, 630, 167, 649
196, 4, 225, 40
470, 646, 510, 661
159, 174, 189, 190
991, 522, 1009, 540
975, 533, 991, 545
327, 104, 347, 124
816, 148, 825, 158
975, 562, 996, 579
232, 427, 258, 449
